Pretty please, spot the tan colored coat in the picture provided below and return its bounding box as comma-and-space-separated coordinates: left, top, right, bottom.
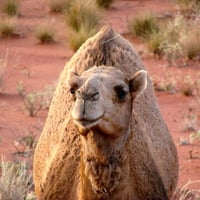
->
33, 27, 178, 200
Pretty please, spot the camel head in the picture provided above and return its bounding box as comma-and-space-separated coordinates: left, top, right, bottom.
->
67, 66, 147, 137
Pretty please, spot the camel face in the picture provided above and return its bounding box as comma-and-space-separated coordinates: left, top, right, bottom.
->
67, 66, 147, 136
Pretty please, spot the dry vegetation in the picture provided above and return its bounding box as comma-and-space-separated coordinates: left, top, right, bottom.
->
66, 0, 100, 51
35, 23, 55, 44
128, 6, 200, 64
0, 158, 36, 200
0, 18, 16, 38
2, 0, 19, 17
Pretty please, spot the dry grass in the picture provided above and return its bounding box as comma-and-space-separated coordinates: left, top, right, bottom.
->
175, 0, 200, 13
35, 25, 55, 44
0, 158, 34, 200
66, 0, 100, 32
2, 0, 19, 17
182, 113, 197, 132
68, 25, 97, 51
66, 0, 100, 51
147, 31, 166, 58
182, 29, 200, 60
14, 132, 37, 156
154, 73, 177, 94
23, 92, 43, 117
23, 85, 55, 117
96, 0, 115, 8
128, 13, 159, 40
0, 18, 16, 38
47, 0, 70, 13
147, 12, 200, 63
179, 75, 195, 96
172, 180, 200, 200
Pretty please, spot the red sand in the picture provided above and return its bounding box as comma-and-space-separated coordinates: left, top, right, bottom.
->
0, 0, 199, 190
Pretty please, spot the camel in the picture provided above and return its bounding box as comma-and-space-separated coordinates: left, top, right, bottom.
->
33, 27, 178, 200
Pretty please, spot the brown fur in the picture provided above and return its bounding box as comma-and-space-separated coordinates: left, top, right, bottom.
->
33, 27, 178, 200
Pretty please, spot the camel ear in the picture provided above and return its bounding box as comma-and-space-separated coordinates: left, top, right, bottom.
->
129, 70, 147, 99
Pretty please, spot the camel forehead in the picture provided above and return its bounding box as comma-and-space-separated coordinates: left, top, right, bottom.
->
80, 66, 127, 84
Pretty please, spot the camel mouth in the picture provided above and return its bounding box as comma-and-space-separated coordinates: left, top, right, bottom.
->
73, 114, 104, 129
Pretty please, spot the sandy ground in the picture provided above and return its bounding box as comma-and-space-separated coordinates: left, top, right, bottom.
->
0, 0, 200, 191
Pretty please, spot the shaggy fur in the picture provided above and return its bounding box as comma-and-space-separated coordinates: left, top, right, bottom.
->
33, 27, 178, 200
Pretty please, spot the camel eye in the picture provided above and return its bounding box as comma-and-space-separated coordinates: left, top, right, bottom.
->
69, 83, 78, 96
114, 85, 128, 101
70, 87, 76, 95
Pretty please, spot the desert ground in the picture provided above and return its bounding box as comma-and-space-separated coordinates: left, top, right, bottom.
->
0, 0, 200, 196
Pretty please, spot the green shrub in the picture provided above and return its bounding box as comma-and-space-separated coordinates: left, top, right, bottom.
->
35, 24, 55, 44
96, 0, 114, 8
69, 25, 97, 51
66, 0, 100, 32
128, 13, 159, 40
0, 160, 34, 200
3, 0, 19, 16
0, 18, 16, 38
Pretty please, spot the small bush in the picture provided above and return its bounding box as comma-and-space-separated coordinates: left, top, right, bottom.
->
0, 18, 16, 38
96, 0, 114, 8
23, 92, 43, 117
148, 13, 185, 65
17, 80, 25, 96
14, 133, 37, 156
175, 0, 200, 13
68, 25, 97, 51
66, 0, 100, 32
179, 75, 195, 96
0, 159, 34, 200
148, 31, 166, 58
35, 24, 55, 44
47, 0, 70, 13
182, 29, 200, 60
2, 0, 19, 16
23, 86, 55, 117
160, 41, 182, 66
128, 13, 159, 40
183, 113, 197, 132
165, 13, 186, 43
154, 73, 177, 94
190, 129, 200, 143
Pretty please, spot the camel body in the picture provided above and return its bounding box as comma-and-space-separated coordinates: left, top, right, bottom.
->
33, 27, 178, 200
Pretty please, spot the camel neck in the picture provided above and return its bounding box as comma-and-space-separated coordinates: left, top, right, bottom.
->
79, 129, 130, 200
